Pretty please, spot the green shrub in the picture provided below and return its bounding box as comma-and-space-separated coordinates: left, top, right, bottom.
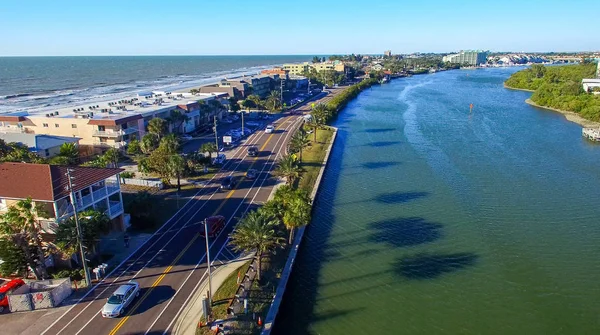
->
120, 171, 135, 179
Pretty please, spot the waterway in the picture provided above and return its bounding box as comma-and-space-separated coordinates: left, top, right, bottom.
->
274, 68, 600, 334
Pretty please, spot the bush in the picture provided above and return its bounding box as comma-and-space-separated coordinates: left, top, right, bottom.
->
120, 171, 135, 179
50, 268, 84, 281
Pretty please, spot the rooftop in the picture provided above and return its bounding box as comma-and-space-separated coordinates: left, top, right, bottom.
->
0, 133, 80, 150
0, 163, 123, 202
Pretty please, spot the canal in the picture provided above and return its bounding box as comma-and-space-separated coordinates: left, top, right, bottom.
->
274, 68, 600, 334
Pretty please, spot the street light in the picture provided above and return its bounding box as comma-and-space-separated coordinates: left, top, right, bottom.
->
203, 218, 213, 309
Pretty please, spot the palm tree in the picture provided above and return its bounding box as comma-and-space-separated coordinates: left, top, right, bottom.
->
289, 129, 310, 162
55, 210, 109, 256
310, 103, 329, 142
247, 95, 262, 110
140, 134, 159, 154
103, 148, 120, 168
168, 154, 186, 191
148, 118, 168, 140
166, 109, 190, 134
265, 90, 282, 113
275, 154, 301, 186
58, 142, 79, 164
229, 210, 285, 280
200, 142, 217, 161
283, 190, 312, 244
0, 198, 48, 279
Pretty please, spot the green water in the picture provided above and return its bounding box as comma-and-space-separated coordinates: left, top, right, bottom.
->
275, 68, 600, 334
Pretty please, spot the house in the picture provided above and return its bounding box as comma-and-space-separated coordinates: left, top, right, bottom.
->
371, 63, 384, 71
0, 163, 126, 233
0, 133, 80, 158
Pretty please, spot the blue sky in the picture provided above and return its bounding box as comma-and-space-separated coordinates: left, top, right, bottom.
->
1, 0, 597, 56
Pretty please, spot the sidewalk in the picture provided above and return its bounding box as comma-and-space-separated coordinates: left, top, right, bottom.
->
174, 257, 250, 335
97, 231, 153, 275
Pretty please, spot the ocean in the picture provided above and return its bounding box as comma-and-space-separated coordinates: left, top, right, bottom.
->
0, 55, 310, 114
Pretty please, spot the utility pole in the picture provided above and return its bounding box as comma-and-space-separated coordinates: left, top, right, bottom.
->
213, 116, 219, 151
66, 169, 91, 287
280, 77, 284, 112
203, 219, 213, 307
241, 111, 245, 137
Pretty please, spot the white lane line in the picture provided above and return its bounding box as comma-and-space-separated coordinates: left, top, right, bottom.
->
155, 117, 301, 335
69, 129, 275, 335
145, 117, 299, 335
46, 129, 269, 335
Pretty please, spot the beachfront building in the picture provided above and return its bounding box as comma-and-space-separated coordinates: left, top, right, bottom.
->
443, 50, 489, 66
0, 162, 126, 233
230, 74, 277, 99
0, 133, 80, 158
261, 67, 289, 80
199, 80, 248, 99
384, 50, 392, 57
283, 63, 310, 75
0, 91, 227, 151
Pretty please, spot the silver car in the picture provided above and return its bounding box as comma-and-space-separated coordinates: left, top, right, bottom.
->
102, 281, 140, 318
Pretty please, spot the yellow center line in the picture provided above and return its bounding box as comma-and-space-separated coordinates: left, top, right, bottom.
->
107, 233, 199, 335
107, 118, 289, 335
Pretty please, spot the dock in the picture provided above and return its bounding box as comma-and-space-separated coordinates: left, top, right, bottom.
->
582, 128, 600, 141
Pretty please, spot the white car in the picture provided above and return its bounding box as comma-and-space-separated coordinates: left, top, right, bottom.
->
102, 281, 140, 318
265, 125, 274, 133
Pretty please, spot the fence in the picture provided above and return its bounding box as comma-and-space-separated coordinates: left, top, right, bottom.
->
8, 278, 72, 312
226, 256, 259, 316
120, 178, 163, 189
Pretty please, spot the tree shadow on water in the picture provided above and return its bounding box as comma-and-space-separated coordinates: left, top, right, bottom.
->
362, 161, 401, 169
363, 128, 397, 133
393, 252, 478, 280
369, 217, 442, 247
374, 191, 428, 204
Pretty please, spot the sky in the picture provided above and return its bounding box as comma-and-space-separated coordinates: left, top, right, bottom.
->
0, 0, 598, 56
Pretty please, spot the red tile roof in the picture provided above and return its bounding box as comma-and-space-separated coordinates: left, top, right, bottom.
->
0, 163, 123, 202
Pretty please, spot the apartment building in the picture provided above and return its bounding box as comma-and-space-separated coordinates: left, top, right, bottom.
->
0, 133, 80, 158
0, 162, 125, 233
283, 61, 346, 75
443, 50, 489, 66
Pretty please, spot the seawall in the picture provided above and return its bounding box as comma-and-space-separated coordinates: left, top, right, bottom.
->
261, 126, 338, 334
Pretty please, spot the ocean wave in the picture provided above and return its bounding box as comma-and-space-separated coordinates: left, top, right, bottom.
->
2, 93, 32, 99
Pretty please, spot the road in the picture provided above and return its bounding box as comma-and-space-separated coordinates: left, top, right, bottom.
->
41, 113, 302, 335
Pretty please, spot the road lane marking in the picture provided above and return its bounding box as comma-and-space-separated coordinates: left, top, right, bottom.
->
151, 118, 302, 335
102, 117, 296, 334
51, 129, 271, 335
107, 233, 200, 335
148, 117, 301, 335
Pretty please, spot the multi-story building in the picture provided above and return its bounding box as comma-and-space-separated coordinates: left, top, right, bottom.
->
0, 91, 228, 151
443, 50, 489, 65
0, 162, 126, 233
283, 63, 310, 75
261, 67, 289, 80
231, 75, 278, 98
0, 133, 80, 158
384, 50, 392, 57
199, 80, 248, 99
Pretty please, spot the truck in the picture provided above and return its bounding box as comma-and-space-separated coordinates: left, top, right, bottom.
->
200, 215, 226, 238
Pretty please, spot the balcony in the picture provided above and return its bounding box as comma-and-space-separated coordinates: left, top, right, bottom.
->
92, 187, 107, 200
92, 127, 138, 138
108, 201, 123, 218
0, 126, 26, 134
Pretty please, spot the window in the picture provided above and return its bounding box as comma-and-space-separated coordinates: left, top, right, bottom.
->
45, 149, 50, 157
71, 124, 77, 128
42, 123, 49, 127
55, 124, 59, 128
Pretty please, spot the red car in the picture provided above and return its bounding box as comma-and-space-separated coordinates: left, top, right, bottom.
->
200, 216, 226, 238
0, 279, 25, 312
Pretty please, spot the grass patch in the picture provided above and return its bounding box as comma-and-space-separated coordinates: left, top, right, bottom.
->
197, 261, 251, 335
298, 127, 335, 192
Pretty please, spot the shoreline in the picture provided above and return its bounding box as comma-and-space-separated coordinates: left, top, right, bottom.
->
504, 83, 600, 128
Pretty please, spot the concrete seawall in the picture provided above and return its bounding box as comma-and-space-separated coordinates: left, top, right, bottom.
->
261, 126, 338, 334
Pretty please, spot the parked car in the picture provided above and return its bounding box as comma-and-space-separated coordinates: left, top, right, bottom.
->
212, 153, 226, 165
247, 146, 258, 157
0, 279, 25, 313
200, 215, 226, 237
220, 175, 236, 190
101, 281, 140, 318
265, 125, 274, 133
245, 168, 258, 180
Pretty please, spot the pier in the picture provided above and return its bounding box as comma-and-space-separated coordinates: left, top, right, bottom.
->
582, 128, 600, 141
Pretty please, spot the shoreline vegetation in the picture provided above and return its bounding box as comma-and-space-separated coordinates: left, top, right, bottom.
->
504, 63, 600, 128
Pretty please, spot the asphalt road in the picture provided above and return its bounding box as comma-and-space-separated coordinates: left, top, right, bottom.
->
41, 113, 302, 335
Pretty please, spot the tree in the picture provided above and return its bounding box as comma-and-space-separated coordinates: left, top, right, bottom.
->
275, 154, 301, 186
54, 210, 109, 256
127, 138, 142, 155
228, 97, 240, 112
81, 155, 107, 168
228, 210, 284, 281
124, 191, 156, 230
312, 56, 321, 64
167, 154, 186, 191
190, 88, 199, 95
247, 95, 263, 110
288, 129, 310, 162
209, 99, 223, 113
48, 155, 73, 166
167, 109, 190, 134
310, 103, 329, 142
58, 142, 79, 164
148, 118, 168, 140
265, 90, 282, 113
140, 134, 159, 154
103, 148, 120, 168
0, 198, 48, 279
282, 189, 312, 244
0, 142, 46, 163
241, 99, 256, 109
0, 238, 29, 277
143, 135, 182, 185
200, 142, 217, 161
